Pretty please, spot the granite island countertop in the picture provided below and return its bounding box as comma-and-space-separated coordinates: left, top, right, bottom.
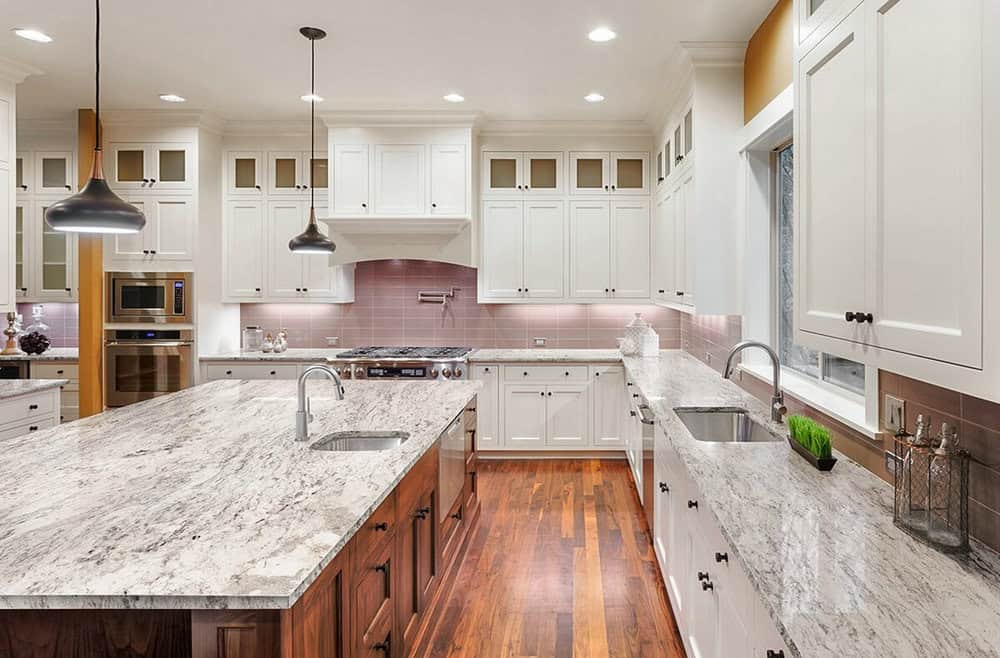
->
0, 347, 79, 362
0, 378, 478, 610
622, 350, 1000, 657
0, 379, 69, 400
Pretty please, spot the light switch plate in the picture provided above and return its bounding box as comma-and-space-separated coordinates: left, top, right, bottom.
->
885, 394, 905, 433
326, 336, 339, 347
533, 337, 547, 347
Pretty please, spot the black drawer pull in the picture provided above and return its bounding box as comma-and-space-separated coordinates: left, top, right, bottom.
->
659, 482, 669, 493
374, 562, 389, 574
687, 500, 698, 509
269, 371, 277, 376
28, 404, 39, 410
451, 509, 463, 520
766, 652, 785, 658
225, 370, 233, 375
374, 639, 391, 653
374, 521, 388, 531
701, 581, 714, 591
697, 571, 709, 581
715, 552, 728, 563
29, 426, 39, 431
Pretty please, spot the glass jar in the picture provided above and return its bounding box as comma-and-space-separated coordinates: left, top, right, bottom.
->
242, 325, 264, 352
18, 305, 52, 355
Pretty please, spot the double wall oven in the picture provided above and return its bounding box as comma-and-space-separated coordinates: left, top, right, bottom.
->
104, 272, 194, 408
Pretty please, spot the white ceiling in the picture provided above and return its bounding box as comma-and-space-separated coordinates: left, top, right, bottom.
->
2, 0, 775, 123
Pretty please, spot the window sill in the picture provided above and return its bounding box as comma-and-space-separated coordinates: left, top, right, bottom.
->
738, 363, 879, 440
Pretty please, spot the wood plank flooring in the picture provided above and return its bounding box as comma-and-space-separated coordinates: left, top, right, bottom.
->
418, 459, 686, 658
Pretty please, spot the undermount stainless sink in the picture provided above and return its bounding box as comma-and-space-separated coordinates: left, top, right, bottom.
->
674, 408, 782, 443
310, 431, 410, 452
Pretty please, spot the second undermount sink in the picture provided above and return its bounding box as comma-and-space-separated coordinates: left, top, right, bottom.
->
674, 408, 782, 444
310, 431, 410, 452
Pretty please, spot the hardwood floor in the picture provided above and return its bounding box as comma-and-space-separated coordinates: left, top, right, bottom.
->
418, 459, 685, 658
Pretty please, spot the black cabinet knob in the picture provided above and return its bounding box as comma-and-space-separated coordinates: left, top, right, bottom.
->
295, 288, 301, 292
658, 177, 665, 182
431, 203, 437, 208
142, 250, 150, 254
374, 562, 389, 574
150, 250, 157, 255
414, 506, 431, 520
604, 184, 609, 191
611, 288, 616, 293
517, 185, 523, 190
547, 391, 552, 397
766, 652, 785, 658
374, 640, 390, 653
254, 288, 261, 292
65, 288, 71, 292
605, 288, 610, 293
701, 580, 714, 591
29, 426, 39, 431
687, 500, 698, 509
564, 371, 570, 376
374, 521, 388, 531
149, 179, 156, 184
715, 552, 728, 563
302, 288, 308, 292
362, 202, 367, 208
845, 311, 857, 322
659, 482, 669, 493
269, 371, 276, 376
64, 184, 71, 190
28, 404, 38, 410
697, 571, 709, 581
254, 184, 261, 190
676, 291, 685, 296
658, 289, 665, 294
225, 370, 232, 375
517, 288, 522, 293
611, 185, 617, 191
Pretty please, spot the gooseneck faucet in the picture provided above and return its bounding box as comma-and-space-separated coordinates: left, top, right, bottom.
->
722, 340, 787, 422
296, 364, 345, 441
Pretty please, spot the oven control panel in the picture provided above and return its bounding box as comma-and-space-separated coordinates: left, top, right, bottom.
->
173, 281, 185, 315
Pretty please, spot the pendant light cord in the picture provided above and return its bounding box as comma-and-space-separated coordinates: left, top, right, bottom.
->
95, 0, 101, 150
309, 35, 315, 218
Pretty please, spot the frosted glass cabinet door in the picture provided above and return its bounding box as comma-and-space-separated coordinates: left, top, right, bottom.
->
35, 203, 76, 299
150, 144, 193, 190
110, 145, 148, 190
611, 152, 649, 195
15, 152, 32, 192
482, 152, 522, 196
35, 152, 74, 194
570, 152, 610, 194
524, 152, 563, 195
268, 151, 304, 195
227, 152, 263, 196
14, 203, 28, 297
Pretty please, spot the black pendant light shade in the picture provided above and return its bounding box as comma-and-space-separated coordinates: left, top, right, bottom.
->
289, 26, 335, 254
46, 152, 146, 234
45, 0, 146, 234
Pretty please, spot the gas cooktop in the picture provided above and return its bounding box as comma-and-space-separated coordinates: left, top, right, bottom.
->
335, 346, 472, 360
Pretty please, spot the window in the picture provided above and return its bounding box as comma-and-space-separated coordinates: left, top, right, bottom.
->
774, 143, 865, 396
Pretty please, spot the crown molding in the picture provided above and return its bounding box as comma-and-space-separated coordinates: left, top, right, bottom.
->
221, 119, 316, 137
16, 117, 76, 135
681, 41, 747, 67
99, 109, 223, 132
644, 46, 695, 133
479, 119, 652, 138
321, 110, 482, 129
0, 57, 43, 84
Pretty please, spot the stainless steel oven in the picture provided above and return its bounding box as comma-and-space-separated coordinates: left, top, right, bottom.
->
106, 272, 192, 324
104, 329, 194, 407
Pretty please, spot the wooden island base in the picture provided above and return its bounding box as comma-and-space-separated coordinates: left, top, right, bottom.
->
0, 405, 480, 658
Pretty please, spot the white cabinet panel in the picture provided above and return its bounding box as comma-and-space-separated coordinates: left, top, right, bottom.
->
569, 200, 611, 298
653, 190, 677, 301
429, 144, 466, 215
523, 200, 564, 298
374, 144, 425, 215
545, 384, 590, 447
333, 144, 369, 215
301, 205, 339, 298
267, 200, 305, 298
224, 200, 265, 299
481, 200, 524, 299
677, 172, 696, 305
687, 526, 718, 658
592, 366, 626, 448
612, 199, 651, 298
109, 197, 149, 260
472, 365, 500, 450
0, 167, 9, 312
797, 7, 867, 341
503, 386, 547, 448
151, 197, 195, 261
865, 0, 982, 368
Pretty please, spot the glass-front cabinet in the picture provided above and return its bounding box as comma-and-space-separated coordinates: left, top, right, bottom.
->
227, 151, 263, 195
14, 203, 26, 298
35, 152, 75, 193
15, 152, 32, 193
266, 151, 328, 196
569, 152, 648, 195
12, 200, 77, 301
109, 142, 193, 191
482, 152, 564, 196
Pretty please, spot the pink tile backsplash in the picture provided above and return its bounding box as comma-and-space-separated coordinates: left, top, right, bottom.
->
15, 303, 79, 348
240, 259, 681, 349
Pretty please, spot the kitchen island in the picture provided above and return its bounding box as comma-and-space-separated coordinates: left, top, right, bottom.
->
0, 378, 481, 658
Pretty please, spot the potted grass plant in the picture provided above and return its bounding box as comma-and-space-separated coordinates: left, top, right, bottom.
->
787, 415, 837, 471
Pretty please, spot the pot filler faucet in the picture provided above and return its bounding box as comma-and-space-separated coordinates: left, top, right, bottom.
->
296, 364, 346, 441
722, 341, 787, 423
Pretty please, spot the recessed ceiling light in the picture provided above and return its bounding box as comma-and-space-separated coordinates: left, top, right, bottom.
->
159, 93, 186, 103
13, 28, 53, 43
301, 93, 324, 103
584, 92, 605, 103
443, 93, 465, 103
587, 27, 616, 42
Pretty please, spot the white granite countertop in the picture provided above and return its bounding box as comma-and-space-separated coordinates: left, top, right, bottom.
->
468, 348, 623, 363
0, 379, 478, 610
0, 379, 69, 400
622, 351, 1000, 657
199, 348, 343, 362
0, 347, 78, 362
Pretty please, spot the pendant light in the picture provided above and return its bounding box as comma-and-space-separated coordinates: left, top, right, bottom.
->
45, 0, 146, 234
289, 27, 335, 254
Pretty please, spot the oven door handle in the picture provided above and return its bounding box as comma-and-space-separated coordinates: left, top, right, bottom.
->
105, 341, 194, 347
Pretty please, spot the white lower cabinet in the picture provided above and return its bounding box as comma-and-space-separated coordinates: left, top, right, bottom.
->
545, 384, 590, 447
653, 425, 790, 658
0, 387, 61, 441
502, 385, 548, 448
592, 365, 626, 448
471, 365, 500, 450
202, 362, 304, 382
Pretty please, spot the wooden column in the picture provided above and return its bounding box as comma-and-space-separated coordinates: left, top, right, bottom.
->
77, 109, 104, 417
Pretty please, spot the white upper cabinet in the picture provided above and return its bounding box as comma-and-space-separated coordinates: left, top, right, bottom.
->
267, 151, 305, 195
34, 151, 75, 194
797, 6, 868, 342
522, 200, 565, 298
569, 199, 612, 297
105, 195, 195, 267
482, 151, 564, 197
13, 200, 77, 302
226, 152, 263, 196
611, 152, 650, 195
332, 144, 370, 215
373, 144, 425, 215
480, 199, 565, 301
652, 191, 677, 302
570, 152, 610, 194
797, 0, 984, 369
224, 199, 265, 299
481, 200, 524, 298
611, 199, 651, 298
429, 144, 467, 215
863, 0, 982, 368
15, 152, 32, 193
110, 142, 193, 191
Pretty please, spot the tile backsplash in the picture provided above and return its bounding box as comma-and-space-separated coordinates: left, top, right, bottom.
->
679, 312, 743, 373
880, 371, 1000, 552
240, 259, 681, 349
15, 303, 79, 348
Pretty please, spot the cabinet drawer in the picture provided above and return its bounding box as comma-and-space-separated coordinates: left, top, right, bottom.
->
352, 538, 393, 656
31, 362, 79, 381
397, 444, 439, 516
0, 392, 56, 427
503, 365, 588, 382
0, 417, 58, 441
353, 493, 396, 565
440, 495, 465, 569
205, 363, 299, 380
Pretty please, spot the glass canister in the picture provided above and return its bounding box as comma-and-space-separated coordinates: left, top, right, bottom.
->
18, 305, 52, 355
242, 325, 264, 352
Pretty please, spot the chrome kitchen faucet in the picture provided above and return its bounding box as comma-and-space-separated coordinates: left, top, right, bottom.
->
296, 364, 346, 441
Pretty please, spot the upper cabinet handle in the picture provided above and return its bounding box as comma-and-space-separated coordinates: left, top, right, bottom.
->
64, 184, 71, 190
254, 184, 261, 190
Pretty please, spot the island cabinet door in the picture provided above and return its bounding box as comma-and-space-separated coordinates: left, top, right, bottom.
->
352, 538, 394, 657
283, 547, 352, 658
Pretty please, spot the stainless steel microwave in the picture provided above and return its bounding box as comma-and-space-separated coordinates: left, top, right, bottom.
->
106, 272, 192, 324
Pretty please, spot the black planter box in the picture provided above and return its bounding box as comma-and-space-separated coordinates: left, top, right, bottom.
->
787, 435, 837, 471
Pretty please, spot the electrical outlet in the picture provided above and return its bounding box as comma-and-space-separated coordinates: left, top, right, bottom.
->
885, 395, 905, 432
326, 336, 339, 347
533, 337, 547, 347
705, 352, 713, 365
